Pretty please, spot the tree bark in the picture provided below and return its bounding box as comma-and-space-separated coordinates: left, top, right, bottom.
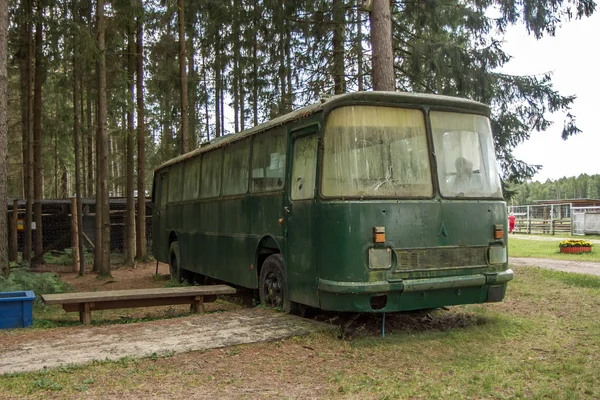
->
0, 0, 9, 277
32, 3, 43, 267
188, 30, 196, 146
73, 0, 85, 275
123, 23, 136, 267
356, 0, 364, 91
252, 0, 258, 126
333, 0, 346, 94
215, 35, 221, 138
135, 4, 147, 260
19, 0, 33, 265
369, 0, 394, 91
178, 0, 189, 154
86, 94, 93, 197
233, 0, 240, 133
96, 0, 111, 276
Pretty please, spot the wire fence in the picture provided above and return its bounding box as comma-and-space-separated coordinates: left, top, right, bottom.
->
6, 198, 152, 264
508, 204, 572, 235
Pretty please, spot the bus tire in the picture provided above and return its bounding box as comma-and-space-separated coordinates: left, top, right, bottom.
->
259, 254, 290, 312
169, 241, 192, 283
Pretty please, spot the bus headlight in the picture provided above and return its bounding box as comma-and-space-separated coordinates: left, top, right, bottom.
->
369, 248, 392, 270
488, 245, 507, 265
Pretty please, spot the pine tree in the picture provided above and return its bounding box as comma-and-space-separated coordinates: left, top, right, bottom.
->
0, 0, 8, 277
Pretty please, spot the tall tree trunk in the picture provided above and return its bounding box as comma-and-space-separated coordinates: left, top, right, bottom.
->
333, 0, 346, 94
233, 0, 240, 133
201, 49, 210, 141
19, 0, 33, 265
252, 0, 258, 126
80, 77, 86, 196
369, 0, 394, 91
188, 30, 196, 146
96, 0, 110, 276
54, 131, 58, 197
72, 0, 85, 275
356, 0, 364, 91
32, 3, 43, 267
123, 24, 136, 267
178, 0, 189, 154
0, 0, 9, 276
215, 36, 221, 138
135, 5, 147, 260
86, 94, 93, 197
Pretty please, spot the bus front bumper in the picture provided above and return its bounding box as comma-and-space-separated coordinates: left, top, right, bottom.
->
317, 269, 513, 312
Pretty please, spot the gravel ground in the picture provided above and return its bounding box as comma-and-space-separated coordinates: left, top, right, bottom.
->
510, 257, 600, 276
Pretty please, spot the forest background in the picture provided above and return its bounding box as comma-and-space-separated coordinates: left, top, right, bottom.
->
0, 0, 596, 275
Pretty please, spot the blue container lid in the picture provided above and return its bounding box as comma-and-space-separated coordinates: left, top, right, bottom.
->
0, 290, 36, 302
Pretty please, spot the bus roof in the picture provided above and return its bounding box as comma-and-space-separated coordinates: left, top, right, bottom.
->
155, 91, 490, 172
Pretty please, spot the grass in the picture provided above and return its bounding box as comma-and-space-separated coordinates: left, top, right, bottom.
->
509, 237, 600, 261
1, 266, 599, 399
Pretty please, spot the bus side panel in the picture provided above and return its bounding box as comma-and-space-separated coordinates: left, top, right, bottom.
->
217, 196, 255, 287
285, 199, 320, 308
247, 193, 286, 289
197, 199, 221, 280
179, 201, 201, 273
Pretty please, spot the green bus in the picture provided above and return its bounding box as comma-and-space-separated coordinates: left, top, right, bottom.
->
152, 91, 513, 313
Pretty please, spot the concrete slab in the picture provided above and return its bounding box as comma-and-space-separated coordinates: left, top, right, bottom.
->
0, 308, 334, 375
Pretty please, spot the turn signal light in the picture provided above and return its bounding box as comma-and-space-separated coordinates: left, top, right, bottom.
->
494, 224, 504, 239
373, 226, 386, 243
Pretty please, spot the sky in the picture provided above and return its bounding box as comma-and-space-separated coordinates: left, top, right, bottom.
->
500, 11, 600, 182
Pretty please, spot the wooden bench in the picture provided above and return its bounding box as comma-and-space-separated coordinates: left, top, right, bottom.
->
41, 285, 236, 326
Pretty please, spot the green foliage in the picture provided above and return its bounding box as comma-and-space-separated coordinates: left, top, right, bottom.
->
4, 0, 597, 202
0, 269, 73, 299
512, 173, 600, 204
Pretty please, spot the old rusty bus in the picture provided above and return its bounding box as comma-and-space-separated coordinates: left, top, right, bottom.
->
152, 91, 513, 313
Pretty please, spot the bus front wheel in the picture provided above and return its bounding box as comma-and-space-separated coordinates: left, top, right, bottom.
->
169, 241, 192, 283
259, 254, 290, 312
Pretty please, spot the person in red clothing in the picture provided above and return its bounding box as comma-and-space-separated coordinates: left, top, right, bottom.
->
508, 213, 516, 234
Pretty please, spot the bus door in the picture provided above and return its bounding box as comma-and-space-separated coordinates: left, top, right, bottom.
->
286, 126, 320, 307
152, 170, 169, 262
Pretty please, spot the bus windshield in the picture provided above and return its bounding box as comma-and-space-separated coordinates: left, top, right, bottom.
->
322, 106, 433, 198
431, 112, 502, 198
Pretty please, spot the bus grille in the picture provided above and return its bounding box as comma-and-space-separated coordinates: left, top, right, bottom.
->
395, 246, 487, 271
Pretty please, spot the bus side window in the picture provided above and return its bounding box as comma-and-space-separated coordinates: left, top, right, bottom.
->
222, 140, 251, 196
200, 149, 223, 198
291, 135, 318, 200
183, 156, 201, 200
251, 130, 287, 193
158, 173, 168, 208
167, 163, 184, 203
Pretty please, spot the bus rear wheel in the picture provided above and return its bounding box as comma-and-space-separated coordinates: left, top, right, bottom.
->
259, 254, 289, 312
169, 241, 192, 283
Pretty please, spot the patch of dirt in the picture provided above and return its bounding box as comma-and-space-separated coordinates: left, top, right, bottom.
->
0, 309, 333, 375
55, 260, 170, 292
510, 257, 600, 276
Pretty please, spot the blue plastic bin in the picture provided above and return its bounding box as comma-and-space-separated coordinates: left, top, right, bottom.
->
0, 291, 36, 329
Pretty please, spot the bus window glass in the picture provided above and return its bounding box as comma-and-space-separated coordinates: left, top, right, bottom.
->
158, 174, 168, 208
291, 135, 318, 200
251, 130, 287, 192
322, 106, 432, 197
431, 112, 502, 198
200, 149, 222, 198
167, 163, 184, 203
222, 140, 250, 196
183, 156, 201, 200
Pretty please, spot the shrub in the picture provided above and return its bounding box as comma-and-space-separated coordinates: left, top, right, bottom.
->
558, 239, 593, 248
0, 269, 73, 302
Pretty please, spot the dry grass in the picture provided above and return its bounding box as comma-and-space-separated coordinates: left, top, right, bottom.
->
1, 266, 599, 399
